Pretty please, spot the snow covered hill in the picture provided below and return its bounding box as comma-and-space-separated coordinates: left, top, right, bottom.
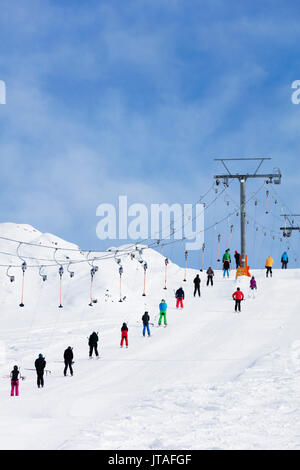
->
0, 223, 299, 450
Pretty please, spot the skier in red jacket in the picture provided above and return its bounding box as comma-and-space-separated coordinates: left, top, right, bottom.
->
232, 287, 244, 312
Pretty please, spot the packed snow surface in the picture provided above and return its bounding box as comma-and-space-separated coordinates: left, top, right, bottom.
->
0, 223, 299, 449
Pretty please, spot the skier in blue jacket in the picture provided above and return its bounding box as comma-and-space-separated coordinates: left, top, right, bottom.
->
158, 299, 167, 326
281, 252, 288, 269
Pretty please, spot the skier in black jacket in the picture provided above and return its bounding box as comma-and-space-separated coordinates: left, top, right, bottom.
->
63, 346, 74, 376
175, 287, 185, 308
35, 354, 46, 388
88, 332, 99, 358
193, 274, 201, 297
234, 251, 240, 269
142, 311, 150, 336
120, 323, 129, 347
10, 365, 22, 396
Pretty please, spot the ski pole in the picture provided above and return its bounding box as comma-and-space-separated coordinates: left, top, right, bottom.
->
228, 225, 233, 249
24, 368, 51, 375
19, 262, 27, 307
90, 276, 93, 306
183, 250, 188, 282
59, 277, 62, 307
266, 190, 269, 214
142, 262, 147, 296
58, 266, 63, 308
89, 266, 98, 306
119, 266, 123, 302
19, 367, 25, 381
164, 258, 168, 290
20, 272, 25, 307
200, 243, 205, 271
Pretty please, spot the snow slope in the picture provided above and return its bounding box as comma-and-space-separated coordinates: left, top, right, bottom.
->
0, 223, 299, 450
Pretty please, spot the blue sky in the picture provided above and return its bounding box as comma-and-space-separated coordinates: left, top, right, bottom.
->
0, 0, 299, 269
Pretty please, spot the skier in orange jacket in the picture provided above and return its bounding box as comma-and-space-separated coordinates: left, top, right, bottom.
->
265, 256, 274, 278
232, 287, 244, 312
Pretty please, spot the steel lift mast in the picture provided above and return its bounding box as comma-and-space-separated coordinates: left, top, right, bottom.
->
214, 158, 281, 268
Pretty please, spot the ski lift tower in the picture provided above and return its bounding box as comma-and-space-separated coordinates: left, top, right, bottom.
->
214, 158, 281, 275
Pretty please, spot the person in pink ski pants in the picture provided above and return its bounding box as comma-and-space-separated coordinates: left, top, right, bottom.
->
10, 365, 21, 396
120, 323, 128, 348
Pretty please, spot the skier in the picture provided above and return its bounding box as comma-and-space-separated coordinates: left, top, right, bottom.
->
265, 256, 274, 278
175, 287, 185, 308
63, 346, 73, 376
158, 299, 167, 326
206, 267, 214, 286
234, 251, 240, 269
222, 249, 231, 264
142, 311, 151, 337
88, 331, 99, 358
281, 251, 288, 269
232, 287, 244, 312
10, 365, 22, 396
193, 274, 201, 297
223, 260, 230, 278
35, 353, 46, 388
250, 276, 257, 290
249, 276, 257, 298
120, 322, 128, 348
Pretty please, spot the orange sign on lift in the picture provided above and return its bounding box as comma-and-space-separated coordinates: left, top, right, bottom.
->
236, 255, 251, 279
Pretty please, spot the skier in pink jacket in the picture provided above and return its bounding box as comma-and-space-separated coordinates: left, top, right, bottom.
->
250, 276, 257, 290
249, 276, 257, 298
